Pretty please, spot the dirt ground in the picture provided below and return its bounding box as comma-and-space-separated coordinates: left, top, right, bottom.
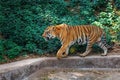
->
108, 43, 120, 55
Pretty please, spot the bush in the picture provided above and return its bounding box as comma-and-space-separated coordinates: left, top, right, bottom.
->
92, 2, 120, 43
115, 0, 120, 9
0, 39, 23, 61
0, 0, 97, 54
0, 0, 67, 55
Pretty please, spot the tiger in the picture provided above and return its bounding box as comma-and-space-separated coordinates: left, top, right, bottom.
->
42, 23, 111, 59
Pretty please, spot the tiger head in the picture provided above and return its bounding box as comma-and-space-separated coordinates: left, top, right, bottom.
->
42, 23, 67, 41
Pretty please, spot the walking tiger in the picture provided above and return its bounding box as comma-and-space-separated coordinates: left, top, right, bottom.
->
42, 24, 112, 59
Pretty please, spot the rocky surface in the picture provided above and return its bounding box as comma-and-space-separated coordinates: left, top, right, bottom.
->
0, 55, 120, 80
48, 71, 120, 80
24, 67, 120, 80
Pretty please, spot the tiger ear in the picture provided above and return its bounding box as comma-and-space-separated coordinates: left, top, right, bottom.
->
53, 27, 61, 31
60, 23, 67, 27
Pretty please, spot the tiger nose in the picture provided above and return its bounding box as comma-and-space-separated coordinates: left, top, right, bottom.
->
42, 34, 46, 37
42, 34, 45, 37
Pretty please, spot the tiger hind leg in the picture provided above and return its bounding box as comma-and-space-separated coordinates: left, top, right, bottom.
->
97, 41, 108, 56
79, 48, 92, 57
79, 41, 93, 57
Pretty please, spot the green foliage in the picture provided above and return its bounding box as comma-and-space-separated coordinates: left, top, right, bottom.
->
0, 39, 22, 61
115, 0, 120, 9
0, 0, 98, 56
47, 39, 61, 53
5, 46, 22, 59
92, 2, 120, 43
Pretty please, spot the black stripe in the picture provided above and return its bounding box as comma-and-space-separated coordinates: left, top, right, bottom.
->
83, 26, 88, 33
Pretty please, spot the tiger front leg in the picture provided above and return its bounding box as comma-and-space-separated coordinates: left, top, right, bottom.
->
56, 43, 69, 59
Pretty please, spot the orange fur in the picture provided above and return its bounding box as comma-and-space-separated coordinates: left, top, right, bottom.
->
42, 24, 109, 59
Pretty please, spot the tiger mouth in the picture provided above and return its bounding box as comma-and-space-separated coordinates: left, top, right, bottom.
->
44, 37, 50, 41
44, 36, 55, 41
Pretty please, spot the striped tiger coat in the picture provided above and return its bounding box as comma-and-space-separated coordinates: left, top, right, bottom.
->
42, 24, 111, 59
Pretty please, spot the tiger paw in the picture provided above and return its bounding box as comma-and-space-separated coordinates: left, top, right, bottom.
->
79, 54, 87, 57
62, 53, 68, 58
101, 53, 107, 56
56, 55, 62, 59
56, 53, 62, 59
57, 54, 68, 59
